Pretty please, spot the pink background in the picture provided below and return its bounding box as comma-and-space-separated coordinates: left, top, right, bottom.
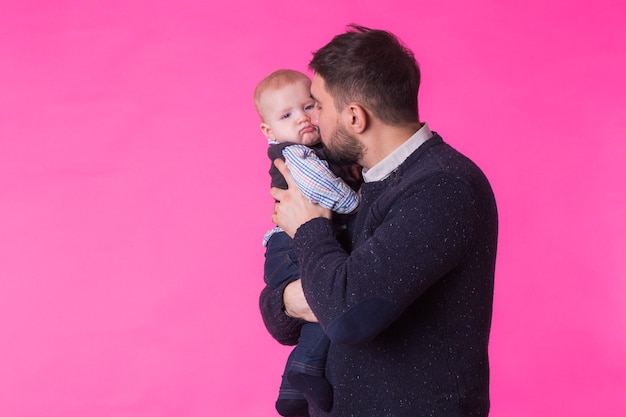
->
1, 1, 625, 416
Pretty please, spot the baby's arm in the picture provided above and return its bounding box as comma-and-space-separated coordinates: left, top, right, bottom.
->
282, 145, 360, 214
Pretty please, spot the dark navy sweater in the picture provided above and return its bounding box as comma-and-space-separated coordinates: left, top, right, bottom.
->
260, 134, 498, 416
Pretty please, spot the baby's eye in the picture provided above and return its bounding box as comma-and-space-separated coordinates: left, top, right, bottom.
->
281, 112, 291, 119
304, 104, 314, 112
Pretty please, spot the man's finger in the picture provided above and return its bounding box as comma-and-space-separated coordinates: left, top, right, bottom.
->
270, 187, 285, 202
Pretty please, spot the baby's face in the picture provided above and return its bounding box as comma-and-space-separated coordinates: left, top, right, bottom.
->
260, 81, 320, 146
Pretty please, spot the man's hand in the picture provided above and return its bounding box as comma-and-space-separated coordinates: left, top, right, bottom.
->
283, 280, 318, 322
270, 158, 331, 238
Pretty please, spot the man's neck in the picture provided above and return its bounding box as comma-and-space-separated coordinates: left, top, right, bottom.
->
361, 123, 432, 183
360, 122, 423, 169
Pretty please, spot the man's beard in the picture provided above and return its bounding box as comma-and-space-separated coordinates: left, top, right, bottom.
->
323, 122, 364, 165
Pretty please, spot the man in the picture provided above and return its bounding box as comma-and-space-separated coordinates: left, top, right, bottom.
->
260, 25, 498, 417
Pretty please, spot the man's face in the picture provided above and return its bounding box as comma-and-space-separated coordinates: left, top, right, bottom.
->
310, 74, 364, 165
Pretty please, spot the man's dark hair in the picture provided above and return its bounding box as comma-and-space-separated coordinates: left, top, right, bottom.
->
309, 24, 421, 125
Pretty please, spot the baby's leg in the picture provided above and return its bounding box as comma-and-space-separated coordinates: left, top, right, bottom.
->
287, 323, 333, 412
276, 348, 309, 417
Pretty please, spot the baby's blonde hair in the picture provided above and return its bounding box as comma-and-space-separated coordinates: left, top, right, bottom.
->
254, 69, 312, 121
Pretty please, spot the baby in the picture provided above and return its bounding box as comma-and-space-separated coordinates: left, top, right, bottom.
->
254, 69, 360, 416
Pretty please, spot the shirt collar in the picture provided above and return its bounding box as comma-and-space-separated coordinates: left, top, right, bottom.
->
362, 123, 433, 183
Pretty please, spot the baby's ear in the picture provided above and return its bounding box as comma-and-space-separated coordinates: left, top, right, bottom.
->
260, 123, 274, 141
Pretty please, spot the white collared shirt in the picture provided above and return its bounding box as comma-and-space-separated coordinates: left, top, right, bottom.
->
362, 123, 433, 183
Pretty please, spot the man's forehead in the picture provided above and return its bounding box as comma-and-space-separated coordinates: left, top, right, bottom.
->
310, 73, 326, 100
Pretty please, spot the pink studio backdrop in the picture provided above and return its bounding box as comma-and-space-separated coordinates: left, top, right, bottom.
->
1, 1, 624, 416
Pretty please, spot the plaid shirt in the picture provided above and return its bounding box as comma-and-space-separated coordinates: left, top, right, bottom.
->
263, 144, 360, 246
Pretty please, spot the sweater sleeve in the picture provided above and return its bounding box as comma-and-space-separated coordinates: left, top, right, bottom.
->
292, 174, 476, 345
259, 280, 304, 346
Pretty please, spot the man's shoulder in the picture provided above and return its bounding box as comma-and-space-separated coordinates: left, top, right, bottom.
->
394, 135, 492, 198
407, 134, 482, 173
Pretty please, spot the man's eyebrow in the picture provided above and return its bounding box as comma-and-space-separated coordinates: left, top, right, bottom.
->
310, 93, 319, 102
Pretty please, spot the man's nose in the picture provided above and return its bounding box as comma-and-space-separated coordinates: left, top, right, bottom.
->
310, 108, 319, 125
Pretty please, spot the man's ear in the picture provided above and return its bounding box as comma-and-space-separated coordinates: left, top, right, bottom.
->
260, 123, 275, 141
343, 103, 368, 134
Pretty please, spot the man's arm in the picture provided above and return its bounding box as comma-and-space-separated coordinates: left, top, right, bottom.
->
259, 282, 303, 346
271, 159, 475, 345
282, 173, 476, 345
259, 279, 317, 345
260, 225, 317, 343
282, 279, 317, 322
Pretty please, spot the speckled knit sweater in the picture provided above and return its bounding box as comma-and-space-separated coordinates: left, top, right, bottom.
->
260, 134, 498, 417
